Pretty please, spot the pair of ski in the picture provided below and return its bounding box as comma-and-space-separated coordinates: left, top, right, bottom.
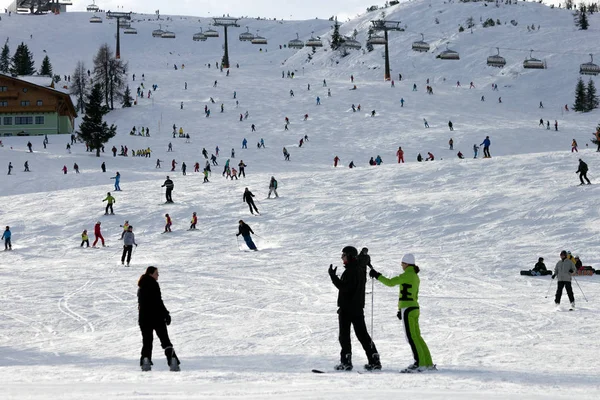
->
312, 365, 437, 374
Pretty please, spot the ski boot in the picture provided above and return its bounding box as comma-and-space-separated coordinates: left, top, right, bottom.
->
141, 357, 152, 372
400, 362, 420, 373
334, 353, 353, 371
166, 347, 181, 372
364, 353, 382, 371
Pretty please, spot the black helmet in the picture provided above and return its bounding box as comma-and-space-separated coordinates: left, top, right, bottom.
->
342, 246, 358, 258
361, 247, 369, 254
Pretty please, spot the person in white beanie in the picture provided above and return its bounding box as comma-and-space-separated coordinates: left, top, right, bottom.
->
369, 253, 435, 373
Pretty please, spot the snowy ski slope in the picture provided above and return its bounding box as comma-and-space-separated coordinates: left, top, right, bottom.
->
1, 1, 600, 398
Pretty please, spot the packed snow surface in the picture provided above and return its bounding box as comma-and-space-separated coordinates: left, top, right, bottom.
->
1, 1, 600, 398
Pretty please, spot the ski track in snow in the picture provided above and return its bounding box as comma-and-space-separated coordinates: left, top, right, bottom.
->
1, 1, 600, 398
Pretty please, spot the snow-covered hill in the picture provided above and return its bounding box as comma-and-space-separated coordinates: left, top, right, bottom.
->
1, 1, 600, 398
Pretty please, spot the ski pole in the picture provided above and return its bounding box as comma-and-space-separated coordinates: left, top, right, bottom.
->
573, 276, 588, 302
368, 264, 375, 342
544, 278, 554, 298
235, 235, 242, 251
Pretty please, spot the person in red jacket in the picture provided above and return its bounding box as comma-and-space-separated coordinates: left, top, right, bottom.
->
396, 146, 404, 163
93, 221, 105, 247
190, 212, 197, 230
334, 156, 340, 167
164, 214, 172, 233
426, 152, 435, 161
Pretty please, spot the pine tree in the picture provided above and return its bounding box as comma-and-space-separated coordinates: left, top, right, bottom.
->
70, 61, 88, 114
9, 42, 35, 75
0, 41, 10, 73
585, 78, 599, 111
330, 18, 342, 50
366, 28, 374, 52
39, 55, 53, 76
122, 85, 133, 108
78, 84, 117, 157
576, 7, 589, 30
573, 78, 587, 111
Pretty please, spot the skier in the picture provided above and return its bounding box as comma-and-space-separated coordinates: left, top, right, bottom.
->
111, 172, 121, 191
101, 162, 106, 173
348, 161, 355, 168
546, 121, 550, 130
316, 96, 320, 105
268, 176, 278, 198
448, 121, 454, 131
236, 219, 258, 250
81, 230, 89, 247
203, 168, 210, 183
539, 118, 544, 127
571, 139, 578, 153
24, 161, 29, 172
242, 138, 247, 149
2, 226, 11, 251
283, 147, 290, 161
138, 266, 180, 372
553, 250, 576, 310
230, 168, 238, 180
251, 124, 256, 132
539, 101, 544, 108
161, 176, 174, 203
194, 162, 200, 173
449, 138, 454, 150
120, 220, 130, 239
576, 159, 591, 185
480, 136, 491, 158
555, 120, 558, 131
243, 187, 259, 215
369, 253, 435, 372
211, 154, 218, 166
400, 98, 404, 107
260, 138, 265, 148
27, 141, 32, 152
121, 225, 137, 266
92, 221, 105, 247
73, 163, 80, 174
473, 144, 479, 159
164, 214, 172, 233
334, 156, 340, 167
356, 247, 372, 280
66, 143, 71, 153
168, 143, 173, 152
238, 160, 246, 178
222, 159, 231, 176
202, 148, 209, 159
171, 159, 177, 172
103, 192, 115, 215
181, 162, 186, 176
328, 246, 381, 371
156, 159, 162, 168
190, 212, 197, 230
375, 155, 383, 165
371, 110, 376, 117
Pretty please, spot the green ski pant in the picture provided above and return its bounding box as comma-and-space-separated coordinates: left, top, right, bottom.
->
401, 307, 433, 367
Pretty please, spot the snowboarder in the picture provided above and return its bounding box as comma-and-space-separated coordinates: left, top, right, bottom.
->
553, 250, 576, 310
243, 187, 259, 215
268, 176, 278, 198
92, 221, 105, 247
369, 253, 435, 373
236, 219, 258, 250
423, 119, 429, 128
164, 214, 172, 233
531, 257, 547, 276
480, 136, 491, 158
138, 266, 180, 372
576, 159, 591, 185
81, 230, 89, 247
103, 192, 115, 215
121, 225, 137, 266
190, 212, 197, 230
329, 246, 381, 371
457, 151, 464, 159
2, 226, 11, 251
161, 176, 174, 203
283, 147, 290, 161
111, 172, 121, 191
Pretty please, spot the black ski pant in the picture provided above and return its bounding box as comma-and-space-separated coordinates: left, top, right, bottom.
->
483, 146, 491, 158
81, 239, 89, 247
122, 245, 133, 264
338, 308, 378, 364
239, 168, 245, 178
555, 281, 575, 304
579, 172, 591, 185
140, 323, 177, 365
165, 188, 173, 203
246, 200, 259, 214
105, 203, 113, 214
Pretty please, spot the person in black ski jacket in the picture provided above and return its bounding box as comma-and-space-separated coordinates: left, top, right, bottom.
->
357, 247, 373, 279
138, 266, 180, 371
328, 246, 381, 371
576, 159, 591, 185
532, 257, 547, 276
236, 219, 257, 250
161, 176, 174, 203
243, 187, 259, 215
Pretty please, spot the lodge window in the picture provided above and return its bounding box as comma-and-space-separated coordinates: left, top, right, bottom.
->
3, 117, 12, 125
36, 100, 43, 106
0, 101, 8, 107
0, 86, 7, 92
35, 116, 44, 124
15, 116, 33, 124
22, 88, 28, 93
20, 100, 30, 106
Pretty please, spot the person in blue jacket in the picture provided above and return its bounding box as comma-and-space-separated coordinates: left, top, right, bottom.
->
480, 136, 491, 158
111, 172, 121, 191
2, 226, 11, 251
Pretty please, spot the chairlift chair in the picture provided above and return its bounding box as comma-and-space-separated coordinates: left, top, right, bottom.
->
86, 2, 99, 12
367, 34, 387, 46
239, 27, 255, 42
251, 30, 267, 45
305, 32, 323, 47
411, 33, 430, 52
193, 27, 207, 41
161, 31, 176, 39
204, 27, 219, 38
288, 33, 304, 49
523, 50, 544, 69
580, 54, 600, 76
89, 15, 102, 23
487, 47, 506, 68
437, 44, 460, 60
342, 38, 362, 50
124, 27, 137, 34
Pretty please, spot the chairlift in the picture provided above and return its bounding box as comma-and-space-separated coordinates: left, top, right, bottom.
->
152, 24, 165, 37
342, 37, 362, 50
580, 54, 600, 76
487, 47, 506, 68
288, 33, 304, 49
204, 26, 219, 38
193, 27, 207, 42
89, 15, 102, 23
86, 1, 99, 12
367, 33, 386, 46
161, 30, 176, 39
251, 30, 267, 45
124, 27, 137, 34
411, 33, 430, 52
523, 50, 545, 69
239, 27, 255, 42
437, 43, 460, 60
118, 20, 131, 29
305, 32, 323, 47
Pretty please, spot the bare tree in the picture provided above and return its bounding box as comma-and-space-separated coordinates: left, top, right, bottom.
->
70, 61, 88, 114
93, 44, 128, 109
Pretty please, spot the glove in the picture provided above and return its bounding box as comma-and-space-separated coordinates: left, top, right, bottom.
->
236, 233, 240, 237
552, 274, 556, 279
569, 270, 574, 274
135, 244, 138, 247
328, 264, 337, 277
369, 269, 381, 279
165, 314, 171, 326
397, 311, 402, 320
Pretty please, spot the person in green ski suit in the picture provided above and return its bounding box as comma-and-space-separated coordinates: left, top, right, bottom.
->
369, 253, 435, 372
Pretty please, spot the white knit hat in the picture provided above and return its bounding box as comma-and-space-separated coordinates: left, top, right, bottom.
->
401, 253, 415, 265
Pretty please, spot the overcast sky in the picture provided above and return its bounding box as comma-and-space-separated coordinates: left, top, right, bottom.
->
0, 0, 371, 21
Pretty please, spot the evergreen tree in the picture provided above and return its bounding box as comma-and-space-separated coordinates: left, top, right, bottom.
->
330, 18, 342, 50
573, 78, 587, 111
9, 42, 35, 75
78, 83, 117, 157
585, 78, 599, 111
70, 61, 88, 114
0, 41, 10, 73
122, 85, 133, 108
366, 28, 374, 52
39, 55, 53, 76
575, 6, 589, 30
